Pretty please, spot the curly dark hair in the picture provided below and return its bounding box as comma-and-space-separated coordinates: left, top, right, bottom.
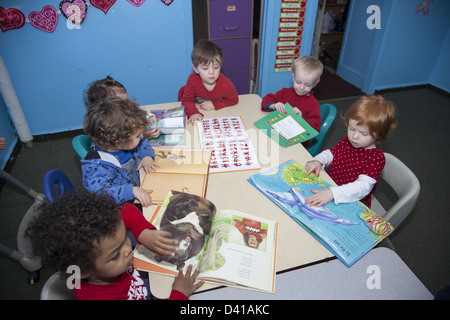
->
83, 76, 127, 107
26, 189, 122, 276
83, 96, 149, 150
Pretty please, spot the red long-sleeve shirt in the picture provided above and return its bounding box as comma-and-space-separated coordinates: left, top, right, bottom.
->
181, 73, 239, 118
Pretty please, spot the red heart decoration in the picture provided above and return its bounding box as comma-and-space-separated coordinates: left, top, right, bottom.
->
160, 0, 174, 5
28, 5, 58, 33
126, 0, 146, 7
60, 0, 88, 25
90, 0, 117, 14
0, 7, 25, 32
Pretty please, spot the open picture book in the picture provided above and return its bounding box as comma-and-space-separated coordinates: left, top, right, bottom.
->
148, 106, 185, 146
140, 148, 211, 204
254, 103, 318, 147
248, 160, 394, 267
133, 190, 278, 293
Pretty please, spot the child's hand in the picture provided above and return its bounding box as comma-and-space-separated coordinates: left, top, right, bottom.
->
305, 160, 322, 176
199, 101, 214, 111
137, 156, 159, 174
292, 107, 302, 116
305, 189, 334, 207
188, 113, 203, 125
133, 187, 153, 207
270, 102, 286, 113
143, 127, 161, 139
172, 265, 205, 298
138, 229, 177, 257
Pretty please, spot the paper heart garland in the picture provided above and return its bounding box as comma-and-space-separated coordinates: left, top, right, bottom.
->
126, 0, 146, 7
60, 0, 88, 25
0, 7, 26, 32
28, 5, 58, 33
91, 0, 117, 14
160, 0, 174, 6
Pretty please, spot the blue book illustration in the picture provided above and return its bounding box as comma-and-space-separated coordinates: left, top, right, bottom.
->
248, 160, 393, 267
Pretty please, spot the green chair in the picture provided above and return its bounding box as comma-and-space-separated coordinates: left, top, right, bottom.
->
72, 134, 92, 159
307, 103, 337, 156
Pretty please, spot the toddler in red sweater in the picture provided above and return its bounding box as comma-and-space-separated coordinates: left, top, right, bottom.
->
27, 189, 204, 300
261, 56, 323, 147
181, 39, 239, 125
305, 95, 397, 208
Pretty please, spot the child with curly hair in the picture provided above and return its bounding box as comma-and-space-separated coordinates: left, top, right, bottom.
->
82, 96, 157, 207
84, 76, 160, 139
26, 190, 204, 300
305, 95, 397, 208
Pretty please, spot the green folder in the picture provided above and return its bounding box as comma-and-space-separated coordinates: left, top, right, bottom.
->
254, 103, 319, 147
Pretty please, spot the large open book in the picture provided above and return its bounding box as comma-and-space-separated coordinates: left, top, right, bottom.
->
133, 190, 278, 293
248, 160, 394, 267
140, 148, 211, 204
254, 103, 318, 147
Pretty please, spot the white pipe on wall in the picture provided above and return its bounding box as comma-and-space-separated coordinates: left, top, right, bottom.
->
0, 53, 33, 147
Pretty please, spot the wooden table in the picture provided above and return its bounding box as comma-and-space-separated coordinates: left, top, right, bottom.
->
140, 94, 334, 298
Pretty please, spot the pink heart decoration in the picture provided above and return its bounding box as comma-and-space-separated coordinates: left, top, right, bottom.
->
90, 0, 117, 14
28, 5, 58, 33
60, 0, 88, 25
0, 7, 25, 32
160, 0, 174, 5
126, 0, 146, 7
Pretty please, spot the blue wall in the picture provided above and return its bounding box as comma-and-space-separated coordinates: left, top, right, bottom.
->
338, 0, 450, 93
0, 0, 194, 167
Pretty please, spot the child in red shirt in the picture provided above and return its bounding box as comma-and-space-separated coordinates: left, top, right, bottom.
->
261, 56, 323, 147
27, 189, 204, 300
305, 95, 397, 208
181, 40, 239, 125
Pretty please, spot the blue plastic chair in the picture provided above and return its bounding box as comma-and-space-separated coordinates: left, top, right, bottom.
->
307, 103, 337, 156
72, 134, 92, 159
43, 169, 75, 203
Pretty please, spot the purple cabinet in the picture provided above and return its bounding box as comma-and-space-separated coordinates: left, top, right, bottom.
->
209, 0, 253, 39
192, 0, 253, 94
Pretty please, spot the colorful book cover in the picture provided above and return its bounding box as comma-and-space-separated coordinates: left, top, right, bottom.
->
254, 103, 318, 147
148, 106, 185, 146
248, 160, 394, 267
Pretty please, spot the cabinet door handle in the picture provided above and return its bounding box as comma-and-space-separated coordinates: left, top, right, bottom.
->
220, 26, 238, 31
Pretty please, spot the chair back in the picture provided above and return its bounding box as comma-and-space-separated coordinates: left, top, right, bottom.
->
178, 86, 185, 101
43, 169, 75, 203
40, 272, 76, 300
72, 134, 92, 159
372, 153, 420, 229
307, 103, 337, 156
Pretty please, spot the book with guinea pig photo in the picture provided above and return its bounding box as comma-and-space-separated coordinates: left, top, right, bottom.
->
133, 190, 278, 293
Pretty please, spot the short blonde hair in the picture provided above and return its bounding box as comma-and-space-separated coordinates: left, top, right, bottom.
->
291, 56, 323, 81
344, 95, 397, 143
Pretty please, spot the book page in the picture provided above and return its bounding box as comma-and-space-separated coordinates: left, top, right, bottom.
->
198, 117, 261, 173
271, 115, 306, 139
197, 210, 277, 292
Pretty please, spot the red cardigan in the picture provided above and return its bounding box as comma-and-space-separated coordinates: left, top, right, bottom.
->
181, 73, 239, 118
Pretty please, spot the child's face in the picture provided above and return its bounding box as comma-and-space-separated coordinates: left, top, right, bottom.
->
84, 220, 133, 284
193, 59, 221, 87
116, 129, 143, 151
347, 119, 376, 150
292, 69, 320, 96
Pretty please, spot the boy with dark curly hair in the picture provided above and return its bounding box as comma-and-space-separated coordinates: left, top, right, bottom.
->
26, 189, 204, 300
82, 96, 158, 207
